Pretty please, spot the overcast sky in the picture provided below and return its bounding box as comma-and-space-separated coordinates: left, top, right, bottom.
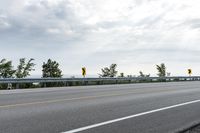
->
0, 0, 200, 77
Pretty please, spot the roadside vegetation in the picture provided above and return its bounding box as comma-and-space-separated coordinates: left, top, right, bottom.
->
42, 59, 62, 78
98, 64, 118, 77
156, 63, 166, 77
42, 59, 63, 87
0, 58, 186, 89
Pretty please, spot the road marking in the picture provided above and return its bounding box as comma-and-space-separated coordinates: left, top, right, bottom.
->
62, 99, 200, 133
0, 89, 176, 109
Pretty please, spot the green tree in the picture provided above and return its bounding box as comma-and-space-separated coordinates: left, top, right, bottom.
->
118, 73, 124, 77
42, 59, 62, 78
156, 63, 166, 77
139, 71, 150, 77
15, 58, 35, 78
139, 71, 145, 77
127, 75, 134, 78
99, 67, 110, 77
99, 64, 118, 77
0, 59, 15, 78
110, 64, 118, 77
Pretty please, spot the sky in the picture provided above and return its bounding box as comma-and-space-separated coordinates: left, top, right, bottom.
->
0, 0, 200, 77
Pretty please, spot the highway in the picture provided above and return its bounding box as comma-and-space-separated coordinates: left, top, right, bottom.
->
1, 81, 200, 133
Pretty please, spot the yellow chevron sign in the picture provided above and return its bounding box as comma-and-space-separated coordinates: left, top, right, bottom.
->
188, 69, 192, 75
82, 67, 86, 77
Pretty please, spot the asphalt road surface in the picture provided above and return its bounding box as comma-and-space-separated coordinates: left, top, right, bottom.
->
1, 81, 200, 133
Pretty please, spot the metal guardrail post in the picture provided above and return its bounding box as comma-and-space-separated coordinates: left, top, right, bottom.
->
16, 83, 19, 89
44, 83, 46, 88
7, 83, 12, 90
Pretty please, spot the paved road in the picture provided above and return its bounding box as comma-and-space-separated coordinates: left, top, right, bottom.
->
1, 81, 200, 133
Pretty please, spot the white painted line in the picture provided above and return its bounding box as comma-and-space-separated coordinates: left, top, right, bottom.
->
62, 99, 200, 133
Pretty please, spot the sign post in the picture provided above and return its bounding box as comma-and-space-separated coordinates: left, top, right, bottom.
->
82, 67, 86, 78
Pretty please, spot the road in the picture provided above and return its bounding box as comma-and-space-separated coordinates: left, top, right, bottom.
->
1, 81, 200, 133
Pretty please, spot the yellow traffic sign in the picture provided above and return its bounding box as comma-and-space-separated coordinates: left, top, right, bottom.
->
82, 67, 86, 77
188, 69, 192, 75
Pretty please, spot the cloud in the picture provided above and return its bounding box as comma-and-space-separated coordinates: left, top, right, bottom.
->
0, 0, 200, 77
0, 13, 11, 29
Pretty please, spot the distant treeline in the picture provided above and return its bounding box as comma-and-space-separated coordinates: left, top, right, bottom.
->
0, 58, 168, 89
0, 58, 167, 79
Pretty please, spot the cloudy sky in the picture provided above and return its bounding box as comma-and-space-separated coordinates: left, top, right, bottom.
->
0, 0, 200, 77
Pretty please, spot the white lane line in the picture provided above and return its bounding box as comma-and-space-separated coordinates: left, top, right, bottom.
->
62, 99, 200, 133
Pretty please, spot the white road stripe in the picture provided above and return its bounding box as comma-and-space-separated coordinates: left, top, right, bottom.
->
62, 99, 200, 133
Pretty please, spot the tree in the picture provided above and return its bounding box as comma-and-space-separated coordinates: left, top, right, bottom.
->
139, 71, 145, 77
15, 58, 35, 78
0, 59, 16, 78
109, 64, 118, 77
99, 64, 118, 77
42, 59, 62, 78
118, 72, 124, 78
99, 67, 110, 77
139, 71, 150, 77
156, 63, 166, 77
127, 75, 135, 78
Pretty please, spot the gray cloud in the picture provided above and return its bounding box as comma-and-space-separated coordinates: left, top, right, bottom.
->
0, 0, 200, 77
183, 19, 200, 29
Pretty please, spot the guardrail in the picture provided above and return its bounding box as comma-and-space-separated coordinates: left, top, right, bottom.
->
0, 76, 200, 89
0, 76, 200, 83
